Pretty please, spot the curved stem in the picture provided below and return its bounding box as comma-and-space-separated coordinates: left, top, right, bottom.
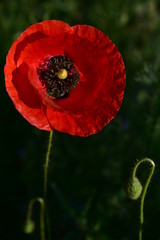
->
25, 197, 45, 240
132, 158, 155, 240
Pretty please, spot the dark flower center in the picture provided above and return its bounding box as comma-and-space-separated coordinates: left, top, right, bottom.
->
37, 55, 80, 99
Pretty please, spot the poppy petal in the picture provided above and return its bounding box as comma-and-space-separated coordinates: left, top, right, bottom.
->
5, 62, 51, 130
4, 20, 126, 136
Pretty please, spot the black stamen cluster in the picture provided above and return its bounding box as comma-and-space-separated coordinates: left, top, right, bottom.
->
37, 55, 80, 99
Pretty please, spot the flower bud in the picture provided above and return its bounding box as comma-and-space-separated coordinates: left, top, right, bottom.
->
24, 219, 35, 234
127, 177, 142, 200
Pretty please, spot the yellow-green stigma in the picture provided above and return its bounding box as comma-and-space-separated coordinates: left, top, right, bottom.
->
57, 69, 68, 80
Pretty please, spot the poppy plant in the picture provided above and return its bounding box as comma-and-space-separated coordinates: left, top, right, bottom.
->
4, 20, 126, 137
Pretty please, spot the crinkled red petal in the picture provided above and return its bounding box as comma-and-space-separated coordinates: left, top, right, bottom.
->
5, 61, 51, 130
4, 20, 126, 136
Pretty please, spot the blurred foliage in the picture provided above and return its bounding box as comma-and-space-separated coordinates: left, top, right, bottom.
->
1, 0, 160, 239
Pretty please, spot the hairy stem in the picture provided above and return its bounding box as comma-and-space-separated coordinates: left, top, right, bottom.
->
25, 131, 53, 240
44, 131, 53, 240
44, 130, 53, 199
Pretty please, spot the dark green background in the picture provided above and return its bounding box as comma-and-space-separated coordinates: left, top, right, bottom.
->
1, 0, 160, 239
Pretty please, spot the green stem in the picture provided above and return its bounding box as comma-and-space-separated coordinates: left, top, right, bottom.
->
25, 131, 53, 240
44, 131, 53, 240
132, 158, 155, 240
44, 130, 53, 200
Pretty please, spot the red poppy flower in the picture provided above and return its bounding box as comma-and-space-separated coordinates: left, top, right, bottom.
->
4, 20, 126, 137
